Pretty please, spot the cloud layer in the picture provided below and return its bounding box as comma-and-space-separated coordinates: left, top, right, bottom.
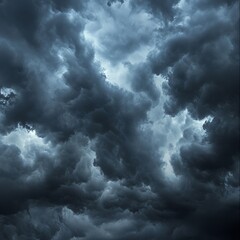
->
0, 0, 239, 239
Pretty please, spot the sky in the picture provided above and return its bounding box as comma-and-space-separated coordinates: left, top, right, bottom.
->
0, 0, 239, 239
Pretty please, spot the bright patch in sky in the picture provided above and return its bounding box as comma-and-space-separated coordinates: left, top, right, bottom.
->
2, 126, 51, 165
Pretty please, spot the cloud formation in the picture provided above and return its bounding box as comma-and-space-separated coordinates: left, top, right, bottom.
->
0, 0, 239, 239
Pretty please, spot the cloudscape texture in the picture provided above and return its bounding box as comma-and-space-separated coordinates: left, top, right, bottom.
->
0, 0, 239, 239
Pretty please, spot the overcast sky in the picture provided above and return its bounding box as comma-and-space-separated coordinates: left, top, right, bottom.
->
0, 0, 239, 239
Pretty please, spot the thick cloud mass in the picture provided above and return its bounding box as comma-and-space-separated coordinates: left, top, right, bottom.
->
0, 0, 239, 239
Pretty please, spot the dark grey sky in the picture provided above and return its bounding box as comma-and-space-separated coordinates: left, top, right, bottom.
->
0, 0, 239, 239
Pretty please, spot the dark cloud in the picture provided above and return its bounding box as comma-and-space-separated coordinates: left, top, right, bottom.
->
0, 0, 239, 239
151, 1, 239, 118
127, 62, 160, 101
107, 0, 180, 19
130, 0, 180, 20
107, 0, 124, 7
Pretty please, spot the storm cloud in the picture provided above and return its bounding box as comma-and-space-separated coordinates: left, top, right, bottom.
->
0, 0, 239, 239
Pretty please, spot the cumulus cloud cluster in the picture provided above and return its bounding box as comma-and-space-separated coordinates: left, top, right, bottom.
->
0, 0, 239, 239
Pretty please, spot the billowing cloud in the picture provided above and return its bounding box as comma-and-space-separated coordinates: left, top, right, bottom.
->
0, 0, 239, 239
